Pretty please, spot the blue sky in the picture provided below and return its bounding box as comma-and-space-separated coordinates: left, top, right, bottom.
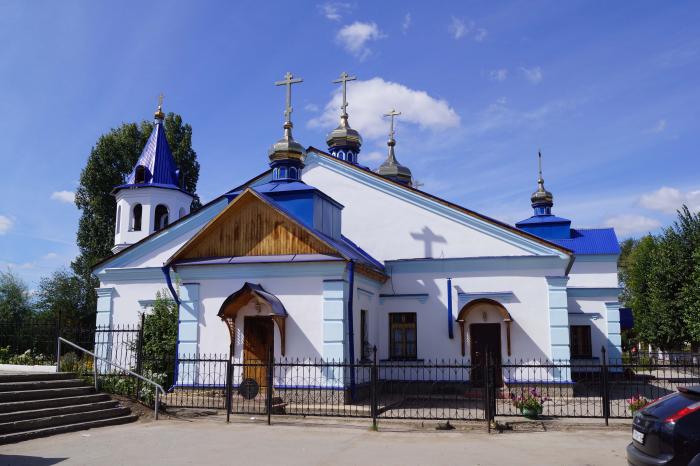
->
1, 1, 699, 286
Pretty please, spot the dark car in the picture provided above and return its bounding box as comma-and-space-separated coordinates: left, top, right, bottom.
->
627, 386, 700, 465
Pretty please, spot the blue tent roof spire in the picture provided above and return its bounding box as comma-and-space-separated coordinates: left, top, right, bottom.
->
113, 97, 189, 195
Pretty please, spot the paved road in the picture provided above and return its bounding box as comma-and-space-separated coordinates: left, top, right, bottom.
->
0, 418, 631, 466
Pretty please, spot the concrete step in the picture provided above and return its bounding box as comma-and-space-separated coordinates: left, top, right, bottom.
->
0, 393, 111, 413
0, 400, 120, 423
0, 386, 94, 403
0, 406, 131, 435
0, 414, 138, 445
0, 379, 87, 392
0, 372, 75, 383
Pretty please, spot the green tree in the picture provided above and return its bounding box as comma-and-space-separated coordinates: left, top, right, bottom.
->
72, 113, 201, 316
0, 270, 33, 326
33, 269, 94, 328
141, 290, 178, 380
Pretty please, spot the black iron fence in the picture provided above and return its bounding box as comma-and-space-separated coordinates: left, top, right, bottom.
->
4, 323, 700, 427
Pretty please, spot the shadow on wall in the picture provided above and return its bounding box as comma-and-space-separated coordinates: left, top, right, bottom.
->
410, 226, 447, 258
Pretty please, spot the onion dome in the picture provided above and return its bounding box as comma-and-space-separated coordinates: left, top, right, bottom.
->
326, 72, 362, 164
326, 114, 363, 164
269, 72, 306, 182
376, 109, 412, 187
530, 151, 553, 214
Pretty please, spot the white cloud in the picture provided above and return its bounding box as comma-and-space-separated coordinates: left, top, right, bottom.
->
0, 215, 13, 235
304, 103, 320, 112
318, 2, 352, 21
42, 252, 59, 260
51, 190, 75, 204
448, 17, 486, 41
465, 96, 576, 136
489, 68, 508, 82
402, 13, 411, 33
605, 214, 661, 237
308, 77, 460, 139
363, 150, 385, 163
521, 66, 543, 84
448, 16, 471, 39
335, 21, 385, 60
639, 186, 700, 214
649, 119, 667, 133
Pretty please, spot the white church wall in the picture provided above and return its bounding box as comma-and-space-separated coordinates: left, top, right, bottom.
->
566, 256, 619, 288
303, 161, 557, 261
375, 269, 556, 362
567, 295, 617, 360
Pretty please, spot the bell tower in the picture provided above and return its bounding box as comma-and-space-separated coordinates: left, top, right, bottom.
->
112, 97, 194, 253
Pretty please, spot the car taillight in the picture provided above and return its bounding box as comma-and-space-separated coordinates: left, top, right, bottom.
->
665, 401, 700, 423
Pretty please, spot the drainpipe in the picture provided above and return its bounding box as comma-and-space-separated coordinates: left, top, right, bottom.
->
161, 265, 181, 305
447, 278, 454, 339
161, 265, 180, 391
346, 261, 356, 400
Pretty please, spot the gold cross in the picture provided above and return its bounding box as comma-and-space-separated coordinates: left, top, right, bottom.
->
333, 72, 356, 116
157, 93, 164, 108
275, 72, 303, 123
384, 109, 401, 139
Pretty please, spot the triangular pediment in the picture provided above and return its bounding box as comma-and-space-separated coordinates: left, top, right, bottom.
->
168, 189, 339, 264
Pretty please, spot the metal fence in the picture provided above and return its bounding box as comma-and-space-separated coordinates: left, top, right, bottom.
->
4, 322, 700, 427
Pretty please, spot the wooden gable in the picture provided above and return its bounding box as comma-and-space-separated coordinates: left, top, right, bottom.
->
169, 189, 339, 263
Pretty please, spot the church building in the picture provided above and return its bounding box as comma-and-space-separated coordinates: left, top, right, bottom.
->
92, 73, 621, 390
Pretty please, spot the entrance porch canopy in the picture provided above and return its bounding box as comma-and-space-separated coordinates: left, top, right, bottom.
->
217, 282, 288, 356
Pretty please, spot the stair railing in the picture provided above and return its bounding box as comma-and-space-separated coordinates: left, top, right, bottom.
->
56, 337, 165, 420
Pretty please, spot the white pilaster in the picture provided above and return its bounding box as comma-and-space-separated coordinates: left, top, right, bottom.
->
177, 283, 199, 385
546, 276, 571, 382
94, 287, 115, 373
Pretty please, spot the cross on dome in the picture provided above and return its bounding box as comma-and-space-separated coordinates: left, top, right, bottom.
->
333, 71, 356, 117
274, 72, 303, 126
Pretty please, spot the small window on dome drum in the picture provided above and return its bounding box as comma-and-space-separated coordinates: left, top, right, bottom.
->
132, 204, 142, 231
154, 204, 169, 232
134, 165, 147, 184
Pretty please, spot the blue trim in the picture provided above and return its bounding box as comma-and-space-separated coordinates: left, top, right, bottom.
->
378, 293, 429, 304
447, 278, 454, 339
386, 255, 568, 274
346, 261, 356, 400
306, 152, 570, 258
567, 287, 621, 298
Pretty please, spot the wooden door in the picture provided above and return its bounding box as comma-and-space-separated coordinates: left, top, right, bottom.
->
243, 317, 274, 389
469, 323, 503, 387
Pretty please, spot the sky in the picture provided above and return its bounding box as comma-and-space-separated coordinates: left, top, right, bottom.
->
0, 1, 699, 287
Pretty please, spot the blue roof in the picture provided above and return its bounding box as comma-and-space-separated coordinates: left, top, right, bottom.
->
515, 214, 571, 226
114, 121, 189, 194
255, 191, 385, 274
547, 228, 621, 255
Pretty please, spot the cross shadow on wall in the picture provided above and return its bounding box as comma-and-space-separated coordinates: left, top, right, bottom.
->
410, 226, 447, 258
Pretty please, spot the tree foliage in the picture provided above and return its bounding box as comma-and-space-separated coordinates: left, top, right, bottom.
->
141, 290, 178, 381
622, 206, 700, 350
33, 269, 95, 328
0, 270, 33, 325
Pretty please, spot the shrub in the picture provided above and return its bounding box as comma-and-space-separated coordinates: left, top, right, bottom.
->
7, 349, 52, 366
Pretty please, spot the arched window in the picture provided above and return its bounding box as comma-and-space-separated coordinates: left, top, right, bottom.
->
289, 167, 298, 180
134, 165, 147, 184
154, 204, 169, 232
116, 205, 121, 234
132, 204, 142, 231
279, 167, 288, 179
179, 207, 186, 219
